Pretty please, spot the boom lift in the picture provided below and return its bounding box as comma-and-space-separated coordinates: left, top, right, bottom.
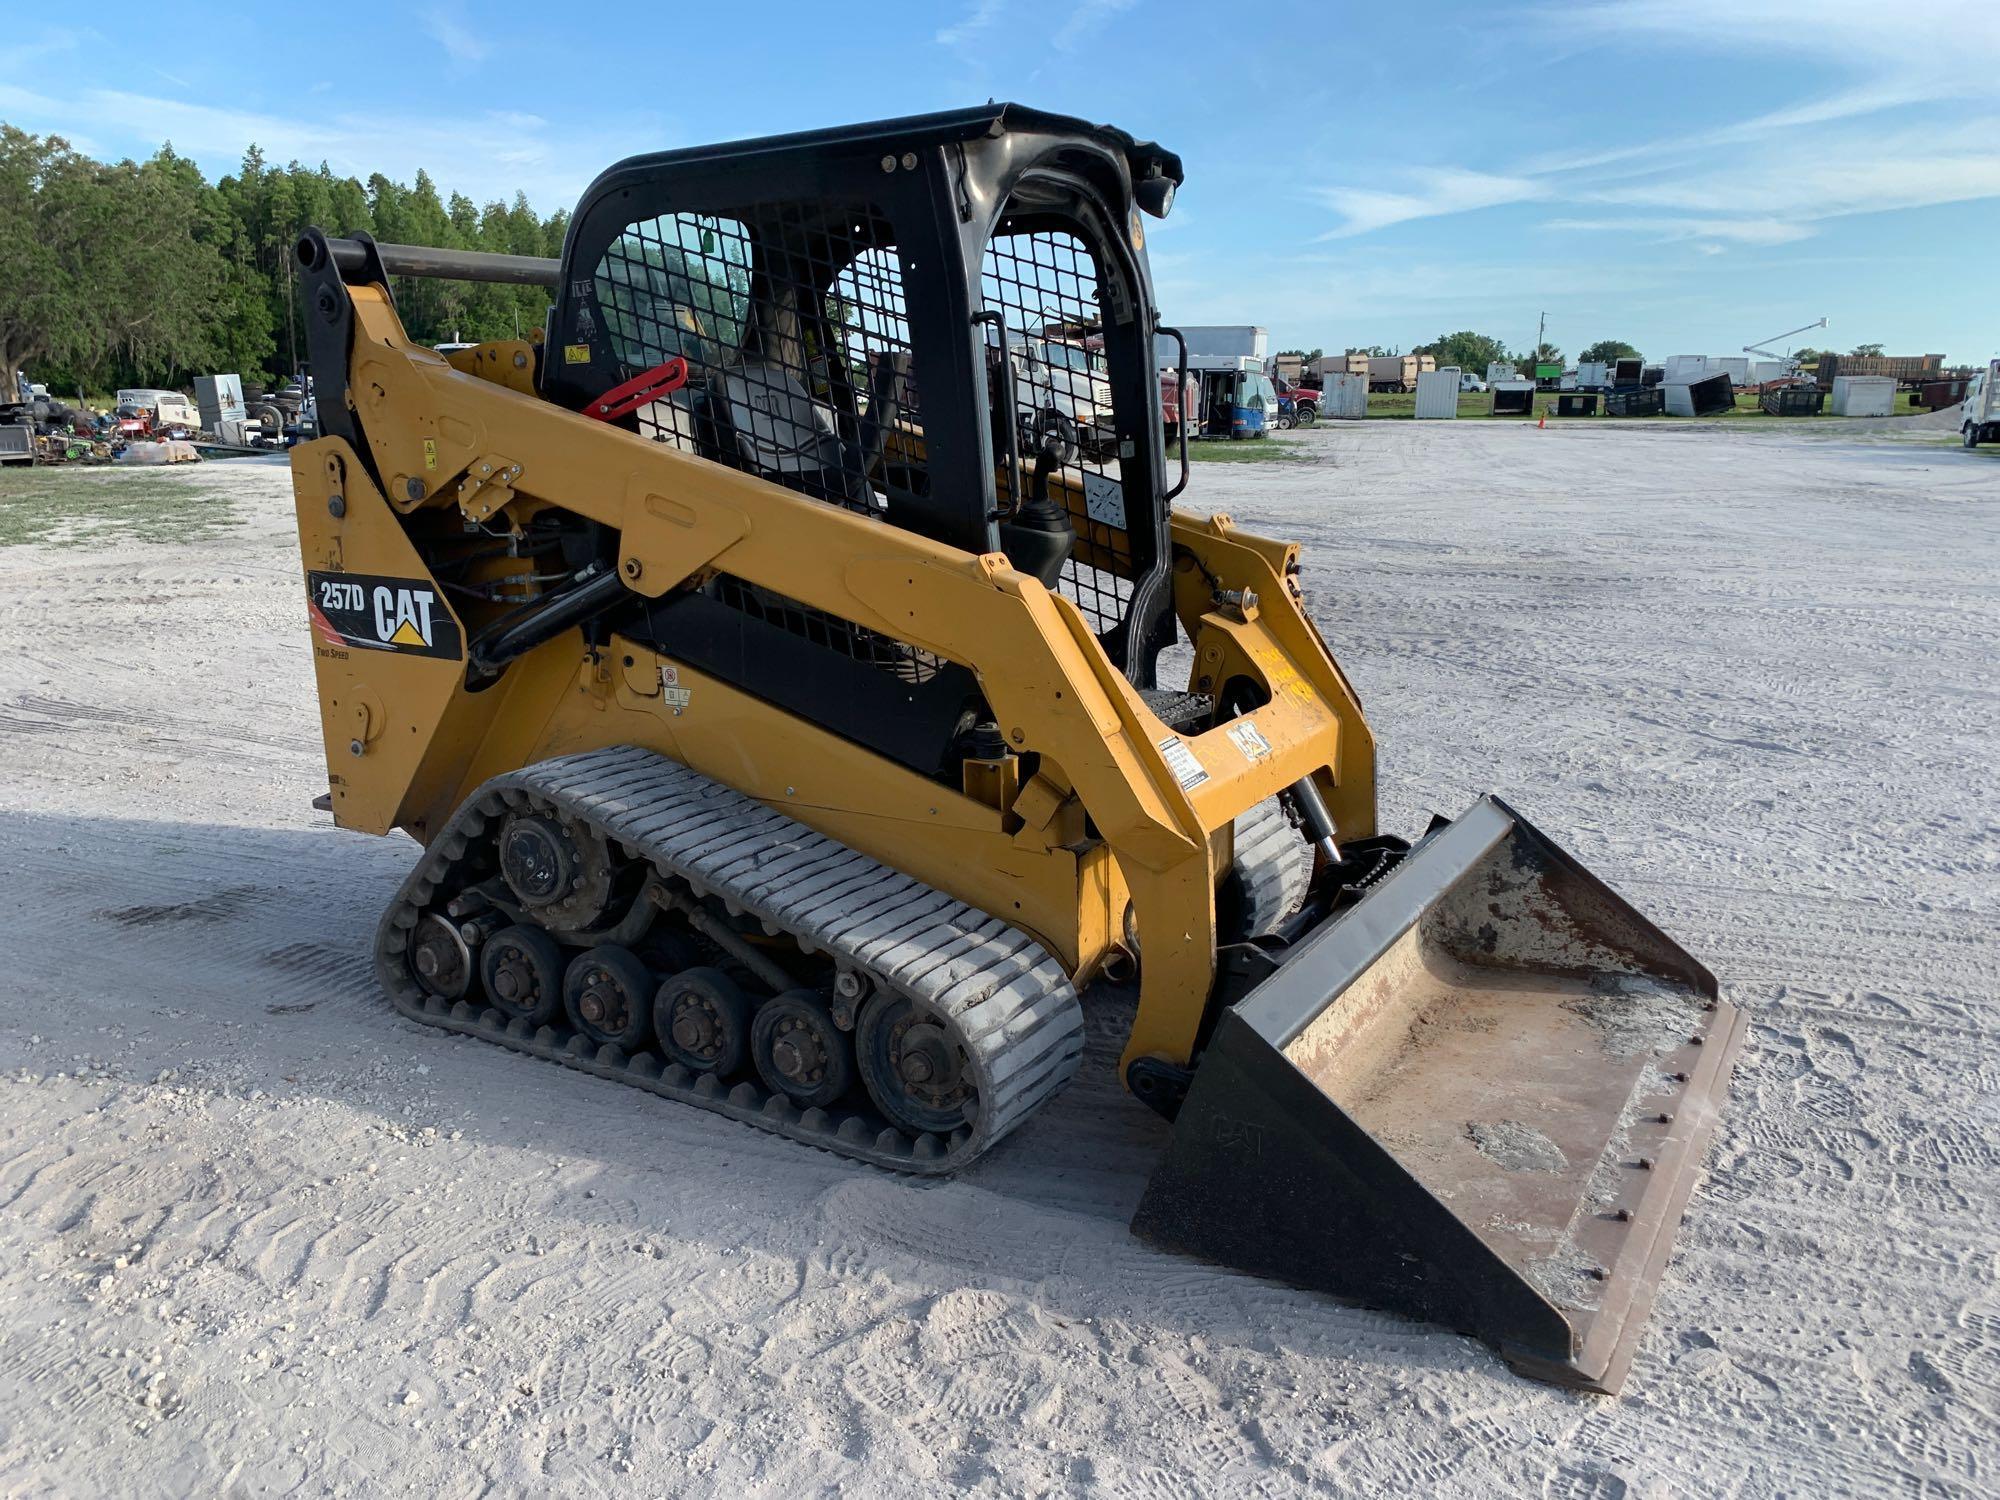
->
287, 105, 1743, 1392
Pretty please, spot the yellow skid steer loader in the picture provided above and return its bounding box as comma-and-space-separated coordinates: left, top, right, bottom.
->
286, 105, 1743, 1392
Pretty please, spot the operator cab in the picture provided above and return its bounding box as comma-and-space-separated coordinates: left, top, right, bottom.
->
543, 105, 1185, 686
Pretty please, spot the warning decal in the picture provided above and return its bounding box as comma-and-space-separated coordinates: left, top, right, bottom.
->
307, 571, 462, 660
1157, 734, 1210, 791
1225, 719, 1273, 761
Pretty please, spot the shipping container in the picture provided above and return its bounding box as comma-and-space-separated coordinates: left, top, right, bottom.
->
1318, 371, 1367, 419
1829, 375, 1896, 417
1664, 373, 1734, 417
1413, 367, 1461, 419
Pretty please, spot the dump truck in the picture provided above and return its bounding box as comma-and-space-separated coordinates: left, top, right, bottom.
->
285, 104, 1742, 1393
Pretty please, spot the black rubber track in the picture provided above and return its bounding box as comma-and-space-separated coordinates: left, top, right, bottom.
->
375, 745, 1085, 1174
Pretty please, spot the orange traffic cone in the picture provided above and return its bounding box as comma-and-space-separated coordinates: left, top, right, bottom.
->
1538, 411, 1546, 429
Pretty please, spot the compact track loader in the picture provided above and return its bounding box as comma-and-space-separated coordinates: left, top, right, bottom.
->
287, 105, 1743, 1392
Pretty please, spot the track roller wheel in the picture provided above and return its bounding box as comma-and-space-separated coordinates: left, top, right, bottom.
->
654, 967, 750, 1076
411, 913, 473, 1000
561, 944, 655, 1051
478, 924, 566, 1026
752, 990, 854, 1109
855, 991, 976, 1137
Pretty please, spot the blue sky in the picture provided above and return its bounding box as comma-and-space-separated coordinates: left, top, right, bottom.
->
5, 0, 1996, 363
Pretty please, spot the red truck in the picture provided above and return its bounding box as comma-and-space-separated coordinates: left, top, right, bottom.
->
1274, 377, 1319, 427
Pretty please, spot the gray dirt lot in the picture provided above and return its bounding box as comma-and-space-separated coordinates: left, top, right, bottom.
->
0, 424, 1994, 1497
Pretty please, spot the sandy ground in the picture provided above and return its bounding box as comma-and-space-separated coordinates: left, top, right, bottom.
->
0, 423, 1994, 1497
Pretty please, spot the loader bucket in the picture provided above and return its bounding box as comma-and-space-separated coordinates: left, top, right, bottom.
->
1132, 796, 1745, 1393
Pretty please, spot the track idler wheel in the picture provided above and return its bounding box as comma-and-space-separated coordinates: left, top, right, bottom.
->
561, 944, 655, 1051
498, 814, 578, 908
654, 967, 750, 1076
410, 914, 473, 1000
855, 992, 975, 1137
478, 923, 566, 1026
752, 990, 854, 1109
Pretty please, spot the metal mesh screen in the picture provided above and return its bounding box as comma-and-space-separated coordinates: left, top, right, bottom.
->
713, 574, 945, 683
593, 208, 918, 516
982, 226, 1135, 638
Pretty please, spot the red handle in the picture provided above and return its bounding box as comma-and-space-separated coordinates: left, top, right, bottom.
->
587, 357, 689, 422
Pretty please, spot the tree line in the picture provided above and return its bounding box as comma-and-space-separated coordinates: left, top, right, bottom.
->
0, 125, 568, 398
1278, 335, 1645, 374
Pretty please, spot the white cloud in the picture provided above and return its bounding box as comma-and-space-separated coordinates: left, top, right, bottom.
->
936, 0, 1007, 48
423, 8, 491, 65
1055, 0, 1138, 51
1543, 216, 1814, 246
1310, 169, 1547, 238
1312, 0, 2000, 250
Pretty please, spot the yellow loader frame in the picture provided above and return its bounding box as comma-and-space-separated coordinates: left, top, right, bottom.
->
295, 281, 1376, 1083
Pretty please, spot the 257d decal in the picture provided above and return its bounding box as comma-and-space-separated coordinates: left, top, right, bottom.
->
307, 571, 462, 659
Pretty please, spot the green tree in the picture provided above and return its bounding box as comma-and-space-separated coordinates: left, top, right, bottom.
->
1850, 342, 1884, 357
0, 127, 91, 393
1579, 339, 1640, 364
1417, 331, 1512, 375
3, 125, 568, 392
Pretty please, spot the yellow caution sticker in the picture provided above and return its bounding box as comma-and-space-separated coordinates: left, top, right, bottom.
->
565, 343, 591, 364
422, 438, 437, 471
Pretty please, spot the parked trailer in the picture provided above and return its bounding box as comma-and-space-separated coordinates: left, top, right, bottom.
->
1412, 367, 1460, 419
1815, 353, 1945, 388
1830, 375, 1896, 417
1171, 326, 1270, 364
1485, 360, 1516, 388
1367, 353, 1436, 393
